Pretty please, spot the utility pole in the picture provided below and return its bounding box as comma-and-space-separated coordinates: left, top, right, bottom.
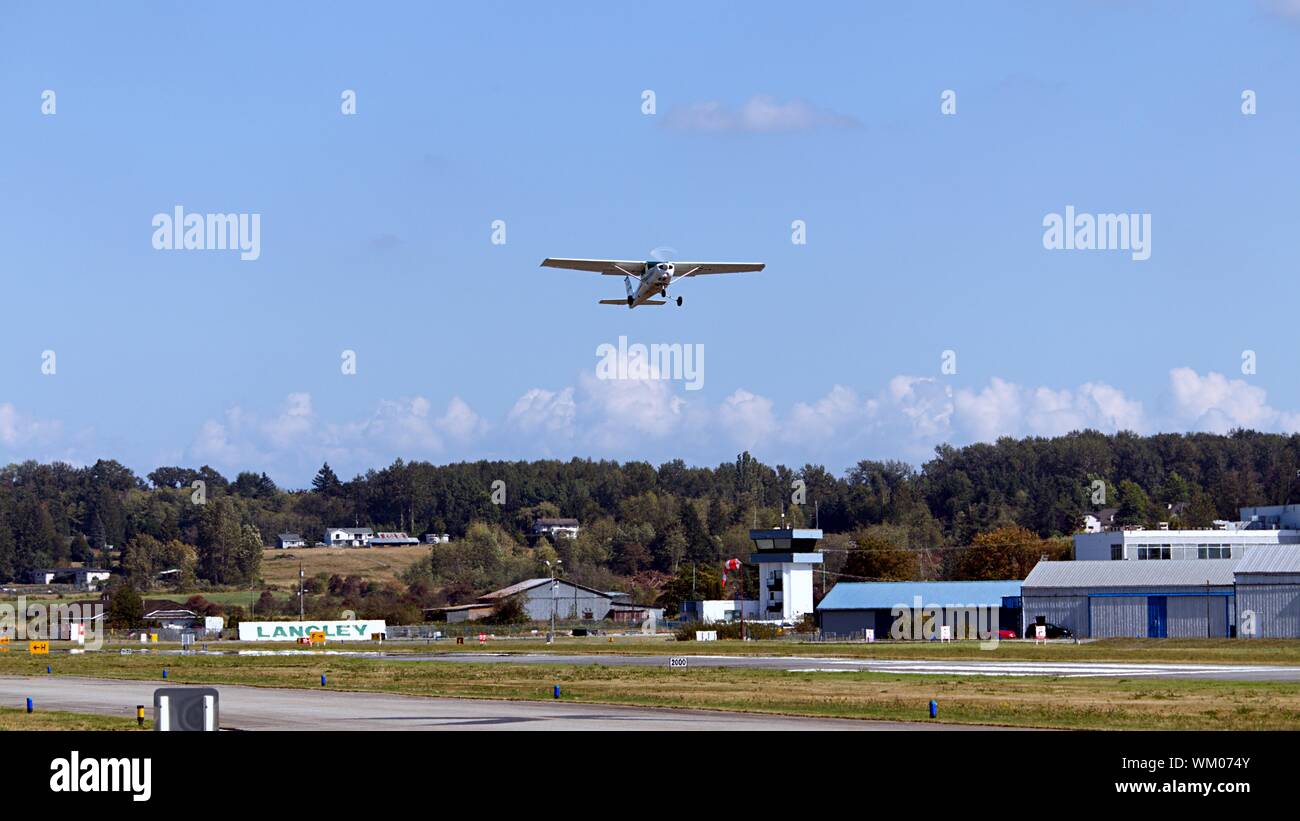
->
299, 563, 305, 620
545, 559, 562, 642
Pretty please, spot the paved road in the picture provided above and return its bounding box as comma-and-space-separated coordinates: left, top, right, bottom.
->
0, 676, 971, 731
385, 652, 1300, 682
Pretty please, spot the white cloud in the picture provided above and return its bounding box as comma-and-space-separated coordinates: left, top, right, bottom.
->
132, 367, 1300, 485
507, 387, 577, 438
188, 393, 486, 478
662, 95, 860, 133
1168, 367, 1300, 433
719, 389, 777, 449
0, 402, 62, 448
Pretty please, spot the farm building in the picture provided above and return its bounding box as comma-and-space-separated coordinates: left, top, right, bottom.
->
1021, 560, 1237, 638
1234, 544, 1300, 638
430, 579, 662, 624
28, 567, 113, 590
816, 580, 1022, 640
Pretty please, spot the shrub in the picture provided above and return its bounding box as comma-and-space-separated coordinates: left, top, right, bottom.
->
674, 620, 779, 641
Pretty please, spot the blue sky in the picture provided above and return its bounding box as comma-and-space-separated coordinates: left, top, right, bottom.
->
3, 1, 1300, 487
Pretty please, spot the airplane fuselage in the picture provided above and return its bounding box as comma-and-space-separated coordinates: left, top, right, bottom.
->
627, 261, 675, 306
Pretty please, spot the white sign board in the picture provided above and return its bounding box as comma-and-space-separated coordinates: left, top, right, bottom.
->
238, 620, 387, 642
940, 624, 952, 642
864, 628, 874, 643
669, 657, 689, 668
694, 630, 717, 642
1034, 624, 1047, 642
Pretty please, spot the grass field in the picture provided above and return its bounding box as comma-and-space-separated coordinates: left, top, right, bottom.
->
199, 635, 1300, 665
5, 650, 1300, 729
0, 705, 147, 731
260, 545, 429, 588
45, 634, 1300, 665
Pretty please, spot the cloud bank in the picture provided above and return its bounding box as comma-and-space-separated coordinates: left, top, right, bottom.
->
3, 368, 1297, 486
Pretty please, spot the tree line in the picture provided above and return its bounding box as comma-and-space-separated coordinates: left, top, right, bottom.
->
2, 429, 1297, 596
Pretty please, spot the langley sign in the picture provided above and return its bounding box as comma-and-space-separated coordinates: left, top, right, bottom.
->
238, 620, 386, 642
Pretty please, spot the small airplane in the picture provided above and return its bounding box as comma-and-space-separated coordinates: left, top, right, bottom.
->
540, 257, 765, 308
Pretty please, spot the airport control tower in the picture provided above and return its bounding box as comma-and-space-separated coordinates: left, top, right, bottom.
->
749, 526, 824, 622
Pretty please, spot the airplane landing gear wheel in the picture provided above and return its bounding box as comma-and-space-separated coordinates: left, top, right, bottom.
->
676, 296, 683, 306
627, 295, 634, 306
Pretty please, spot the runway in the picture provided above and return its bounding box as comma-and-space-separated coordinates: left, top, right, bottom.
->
386, 652, 1300, 682
0, 676, 972, 731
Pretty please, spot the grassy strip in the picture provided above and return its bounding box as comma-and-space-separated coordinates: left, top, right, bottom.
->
0, 705, 148, 731
5, 652, 1300, 729
159, 635, 1300, 665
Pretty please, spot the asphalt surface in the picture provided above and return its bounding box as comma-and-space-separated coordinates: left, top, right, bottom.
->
0, 676, 971, 731
385, 652, 1300, 681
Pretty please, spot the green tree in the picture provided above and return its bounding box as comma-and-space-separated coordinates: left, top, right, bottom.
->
107, 583, 144, 629
1115, 480, 1153, 527
311, 462, 343, 495
842, 525, 919, 581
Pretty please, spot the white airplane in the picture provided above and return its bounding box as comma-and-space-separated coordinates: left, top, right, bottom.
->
540, 257, 765, 308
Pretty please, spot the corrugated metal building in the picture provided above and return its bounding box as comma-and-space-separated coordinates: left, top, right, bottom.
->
1021, 560, 1237, 638
816, 580, 1022, 639
1234, 545, 1300, 638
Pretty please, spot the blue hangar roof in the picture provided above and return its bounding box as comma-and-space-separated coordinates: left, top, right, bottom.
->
817, 580, 1023, 611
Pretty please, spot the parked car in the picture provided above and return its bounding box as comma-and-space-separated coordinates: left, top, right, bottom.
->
1023, 622, 1073, 639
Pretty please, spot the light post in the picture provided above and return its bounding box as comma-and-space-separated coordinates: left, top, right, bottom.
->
545, 559, 562, 643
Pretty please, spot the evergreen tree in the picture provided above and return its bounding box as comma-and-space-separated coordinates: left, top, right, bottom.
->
312, 462, 343, 495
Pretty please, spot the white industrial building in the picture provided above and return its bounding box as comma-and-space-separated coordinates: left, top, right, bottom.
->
1074, 505, 1300, 561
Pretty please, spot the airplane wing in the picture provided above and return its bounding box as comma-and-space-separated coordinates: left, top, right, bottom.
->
541, 258, 645, 276
673, 262, 766, 277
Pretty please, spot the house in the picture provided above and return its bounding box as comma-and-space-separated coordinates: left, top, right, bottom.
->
276, 533, 306, 549
324, 527, 373, 547
532, 517, 580, 539
1081, 508, 1119, 533
422, 533, 450, 544
369, 531, 420, 546
28, 567, 113, 591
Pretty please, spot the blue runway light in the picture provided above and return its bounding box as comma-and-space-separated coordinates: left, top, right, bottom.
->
26, 697, 32, 714
321, 674, 327, 686
553, 685, 561, 699
929, 699, 938, 719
